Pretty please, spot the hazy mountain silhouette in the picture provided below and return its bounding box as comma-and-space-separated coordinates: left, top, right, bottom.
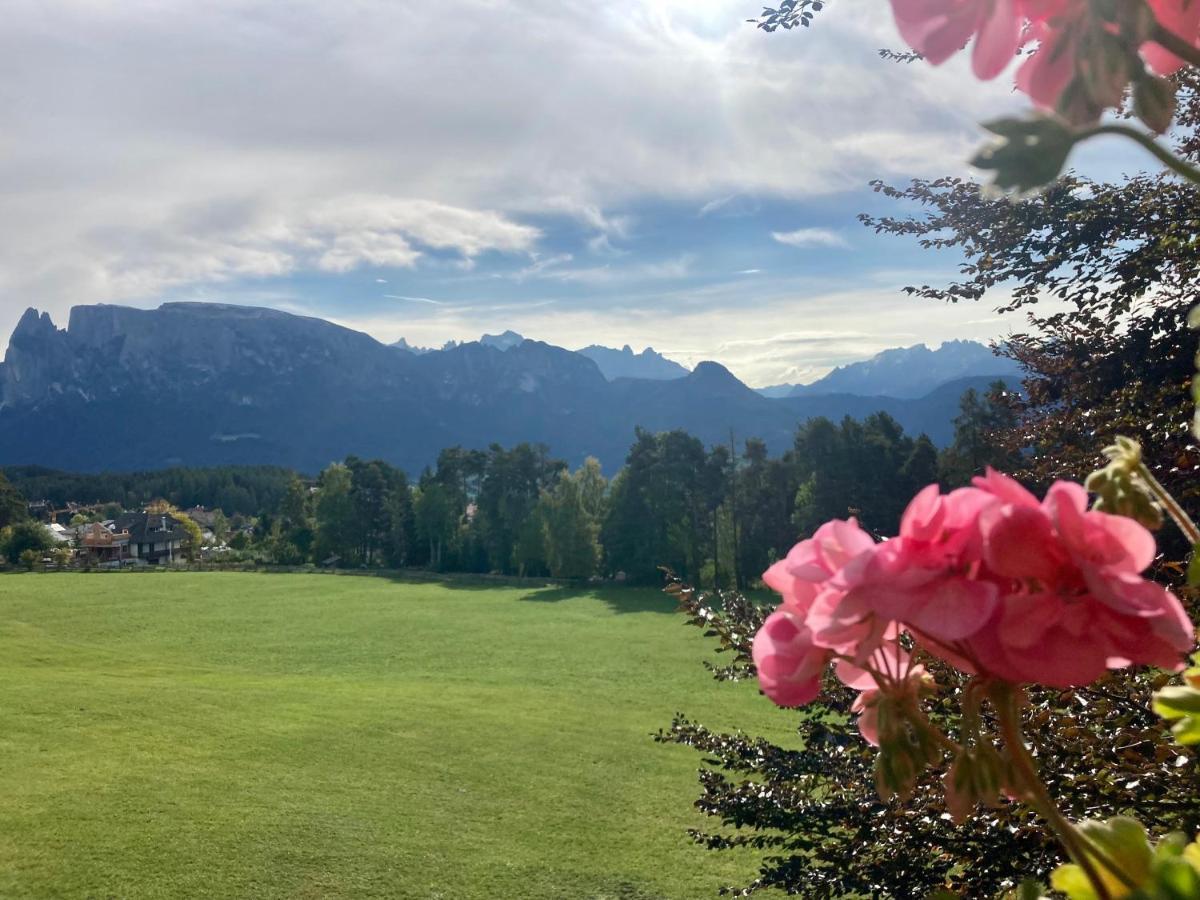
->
0, 303, 1011, 474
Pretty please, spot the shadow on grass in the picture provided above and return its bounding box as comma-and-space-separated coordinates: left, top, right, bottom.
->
38, 564, 680, 615
518, 584, 677, 615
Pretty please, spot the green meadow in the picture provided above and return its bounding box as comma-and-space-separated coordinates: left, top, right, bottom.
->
0, 572, 789, 899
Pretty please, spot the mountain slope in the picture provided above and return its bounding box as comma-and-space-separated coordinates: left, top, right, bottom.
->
1, 303, 1001, 474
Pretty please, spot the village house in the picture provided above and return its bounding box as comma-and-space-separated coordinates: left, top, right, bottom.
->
115, 512, 189, 565
80, 522, 131, 566
46, 523, 73, 544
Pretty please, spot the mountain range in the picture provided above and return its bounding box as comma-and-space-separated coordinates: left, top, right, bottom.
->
760, 340, 1021, 399
394, 330, 694, 381
0, 303, 1019, 475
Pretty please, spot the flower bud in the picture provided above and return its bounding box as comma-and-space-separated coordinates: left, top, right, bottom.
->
1088, 437, 1163, 529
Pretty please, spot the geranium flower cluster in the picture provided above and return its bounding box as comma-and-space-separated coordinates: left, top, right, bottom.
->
753, 470, 1195, 742
889, 0, 1200, 123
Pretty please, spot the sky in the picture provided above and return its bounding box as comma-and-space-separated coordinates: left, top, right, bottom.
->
0, 0, 1149, 386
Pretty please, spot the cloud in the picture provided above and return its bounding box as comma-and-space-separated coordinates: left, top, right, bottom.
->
384, 294, 446, 306
319, 271, 1030, 388
514, 253, 696, 285
2, 0, 1107, 369
307, 197, 540, 260
771, 228, 851, 249
698, 194, 761, 218
513, 253, 575, 281
0, 0, 1039, 340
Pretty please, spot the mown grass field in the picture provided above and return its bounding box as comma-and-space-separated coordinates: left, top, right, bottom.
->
0, 572, 790, 899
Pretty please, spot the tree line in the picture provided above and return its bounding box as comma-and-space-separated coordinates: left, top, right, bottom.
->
0, 464, 294, 517
246, 383, 1015, 585
2, 384, 1015, 580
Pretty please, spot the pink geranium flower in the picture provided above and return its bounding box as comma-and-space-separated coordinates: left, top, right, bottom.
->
755, 470, 1195, 712
762, 517, 875, 612
890, 0, 1200, 120
889, 0, 1024, 78
816, 485, 999, 655
752, 607, 830, 706
969, 474, 1195, 686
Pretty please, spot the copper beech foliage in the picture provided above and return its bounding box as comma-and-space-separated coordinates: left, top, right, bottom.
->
657, 578, 1200, 896
855, 72, 1200, 558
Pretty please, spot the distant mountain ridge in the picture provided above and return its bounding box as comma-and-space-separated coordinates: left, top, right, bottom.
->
778, 340, 1021, 399
577, 344, 689, 381
390, 328, 689, 382
0, 303, 1014, 474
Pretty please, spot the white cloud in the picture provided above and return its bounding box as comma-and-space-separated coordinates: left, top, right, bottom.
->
512, 253, 696, 285
384, 295, 446, 306
513, 253, 575, 281
0, 0, 1041, 342
317, 232, 421, 273
771, 228, 851, 249
320, 273, 1030, 388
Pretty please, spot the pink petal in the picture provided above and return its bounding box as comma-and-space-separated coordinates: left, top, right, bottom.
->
813, 517, 876, 571
972, 0, 1022, 79
900, 484, 946, 541
972, 467, 1041, 508
979, 503, 1064, 583
835, 658, 878, 691
996, 592, 1064, 650
904, 576, 999, 641
1143, 0, 1200, 75
852, 690, 881, 746
1014, 23, 1077, 109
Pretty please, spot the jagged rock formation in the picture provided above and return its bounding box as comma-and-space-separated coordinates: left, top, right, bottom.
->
577, 343, 689, 381
478, 330, 527, 351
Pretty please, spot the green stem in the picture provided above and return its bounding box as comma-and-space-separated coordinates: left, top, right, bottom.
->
993, 687, 1123, 900
1077, 123, 1200, 186
1151, 22, 1200, 71
1136, 462, 1200, 546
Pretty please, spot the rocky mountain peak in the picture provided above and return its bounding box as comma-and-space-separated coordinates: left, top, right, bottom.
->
479, 330, 526, 351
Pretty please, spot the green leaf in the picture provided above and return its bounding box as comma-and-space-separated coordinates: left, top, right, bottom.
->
1188, 546, 1200, 587
1154, 685, 1200, 745
1051, 817, 1155, 898
1050, 864, 1100, 900
1009, 878, 1051, 900
1077, 816, 1154, 881
971, 117, 1078, 196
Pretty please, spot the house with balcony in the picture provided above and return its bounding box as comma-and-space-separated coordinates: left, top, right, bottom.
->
115, 512, 189, 565
80, 522, 130, 565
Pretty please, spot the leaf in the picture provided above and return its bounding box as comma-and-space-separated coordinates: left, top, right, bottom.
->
1007, 879, 1051, 900
1050, 864, 1100, 900
970, 117, 1078, 196
1188, 546, 1200, 587
1051, 817, 1156, 898
1155, 683, 1200, 745
1077, 816, 1154, 878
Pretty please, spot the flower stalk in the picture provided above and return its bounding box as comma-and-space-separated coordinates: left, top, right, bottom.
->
992, 684, 1143, 900
1135, 462, 1200, 546
1077, 123, 1200, 187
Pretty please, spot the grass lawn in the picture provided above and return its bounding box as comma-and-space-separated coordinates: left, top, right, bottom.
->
0, 572, 791, 899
